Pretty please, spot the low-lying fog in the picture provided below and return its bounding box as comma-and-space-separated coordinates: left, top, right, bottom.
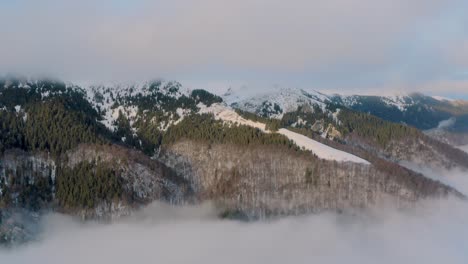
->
458, 145, 468, 153
1, 168, 468, 264
400, 162, 468, 195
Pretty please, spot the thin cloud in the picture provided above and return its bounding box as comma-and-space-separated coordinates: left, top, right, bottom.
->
0, 0, 467, 95
1, 197, 468, 264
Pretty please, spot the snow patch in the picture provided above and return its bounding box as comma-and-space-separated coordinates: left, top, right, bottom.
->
173, 108, 191, 125
380, 95, 413, 112
278, 129, 369, 164
291, 117, 306, 128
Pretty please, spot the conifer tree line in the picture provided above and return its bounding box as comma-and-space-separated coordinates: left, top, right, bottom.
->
0, 99, 107, 156
0, 81, 429, 157
0, 162, 54, 210
162, 113, 296, 148
337, 109, 420, 147
56, 161, 125, 209
235, 109, 281, 131
235, 103, 421, 149
2, 78, 455, 212
0, 159, 125, 210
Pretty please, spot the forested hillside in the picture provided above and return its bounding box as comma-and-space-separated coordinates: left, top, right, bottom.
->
232, 92, 468, 169
1, 78, 466, 245
332, 93, 468, 132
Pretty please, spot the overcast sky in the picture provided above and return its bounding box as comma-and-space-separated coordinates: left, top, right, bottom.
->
0, 0, 467, 97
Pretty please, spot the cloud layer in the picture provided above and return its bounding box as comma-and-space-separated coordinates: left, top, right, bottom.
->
1, 198, 468, 264
0, 0, 467, 95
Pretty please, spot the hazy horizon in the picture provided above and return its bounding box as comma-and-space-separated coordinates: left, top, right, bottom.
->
1, 74, 468, 100
1, 0, 468, 98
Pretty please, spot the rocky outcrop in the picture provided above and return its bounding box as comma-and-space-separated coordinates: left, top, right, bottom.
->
159, 140, 456, 219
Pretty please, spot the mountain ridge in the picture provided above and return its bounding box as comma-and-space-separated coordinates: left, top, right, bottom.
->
1, 77, 467, 245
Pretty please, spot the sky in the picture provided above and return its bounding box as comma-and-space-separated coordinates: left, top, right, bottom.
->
0, 0, 467, 98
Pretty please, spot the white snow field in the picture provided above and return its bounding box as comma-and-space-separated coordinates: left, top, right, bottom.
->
277, 129, 370, 164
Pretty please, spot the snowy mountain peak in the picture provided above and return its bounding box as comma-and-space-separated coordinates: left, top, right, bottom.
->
227, 87, 332, 119
73, 80, 190, 101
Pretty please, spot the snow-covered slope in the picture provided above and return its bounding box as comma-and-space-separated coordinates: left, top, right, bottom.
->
199, 103, 369, 164
339, 93, 416, 112
225, 86, 467, 131
228, 87, 331, 119
277, 129, 370, 164
198, 103, 267, 131
225, 87, 427, 119
71, 80, 190, 131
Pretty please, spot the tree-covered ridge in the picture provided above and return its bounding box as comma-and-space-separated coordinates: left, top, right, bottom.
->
1, 77, 466, 166
0, 149, 132, 212
280, 104, 340, 128
162, 113, 297, 149
0, 79, 92, 112
234, 109, 281, 131
331, 93, 468, 132
0, 111, 25, 153
0, 99, 109, 156
337, 109, 420, 147
0, 156, 122, 212
258, 100, 283, 117
0, 78, 300, 157
340, 95, 449, 130
103, 81, 197, 112
244, 98, 423, 149
86, 80, 222, 115
0, 78, 108, 155
276, 104, 420, 148
0, 78, 229, 156
56, 161, 125, 210
191, 89, 223, 107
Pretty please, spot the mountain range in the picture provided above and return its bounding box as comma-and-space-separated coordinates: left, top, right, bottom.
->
1, 77, 467, 245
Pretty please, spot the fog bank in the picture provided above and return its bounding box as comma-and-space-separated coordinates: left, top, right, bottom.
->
400, 161, 468, 195
458, 145, 468, 153
1, 197, 468, 264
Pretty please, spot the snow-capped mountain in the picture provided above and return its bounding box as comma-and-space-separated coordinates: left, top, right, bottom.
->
228, 87, 331, 119
333, 94, 468, 146
72, 80, 190, 131
224, 86, 468, 134
2, 77, 468, 246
